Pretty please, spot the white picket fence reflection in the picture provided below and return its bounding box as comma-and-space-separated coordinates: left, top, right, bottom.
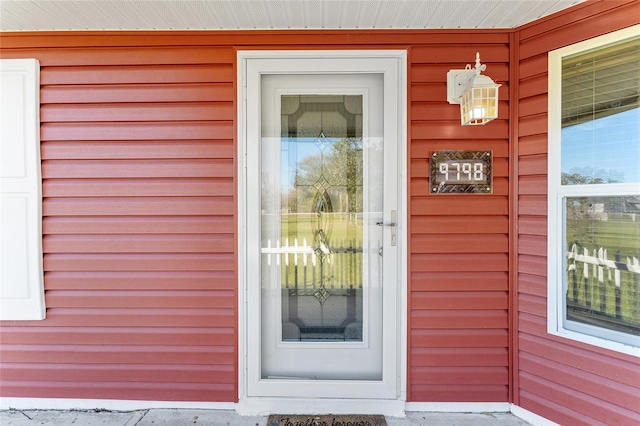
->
261, 238, 363, 290
567, 243, 640, 334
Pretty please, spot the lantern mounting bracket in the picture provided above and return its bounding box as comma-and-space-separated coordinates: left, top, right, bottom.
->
447, 52, 489, 104
446, 52, 501, 126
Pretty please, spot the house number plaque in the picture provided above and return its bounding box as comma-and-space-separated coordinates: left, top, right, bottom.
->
430, 150, 492, 194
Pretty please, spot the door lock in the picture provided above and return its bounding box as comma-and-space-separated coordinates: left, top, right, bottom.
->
376, 210, 397, 246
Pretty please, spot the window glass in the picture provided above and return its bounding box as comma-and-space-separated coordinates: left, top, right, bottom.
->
564, 196, 640, 343
561, 39, 640, 185
549, 28, 640, 355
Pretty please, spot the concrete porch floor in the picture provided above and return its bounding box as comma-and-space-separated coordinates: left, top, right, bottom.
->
1, 409, 533, 425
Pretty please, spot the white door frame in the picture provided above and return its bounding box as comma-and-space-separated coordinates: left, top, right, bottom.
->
237, 50, 408, 414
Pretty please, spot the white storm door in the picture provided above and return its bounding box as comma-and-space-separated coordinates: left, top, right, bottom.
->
242, 53, 403, 399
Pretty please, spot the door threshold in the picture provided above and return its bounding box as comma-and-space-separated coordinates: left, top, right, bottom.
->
237, 398, 405, 417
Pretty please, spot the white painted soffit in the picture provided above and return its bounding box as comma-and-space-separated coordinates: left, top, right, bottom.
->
0, 0, 587, 32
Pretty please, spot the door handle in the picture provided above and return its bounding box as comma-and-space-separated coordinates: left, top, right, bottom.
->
376, 210, 397, 246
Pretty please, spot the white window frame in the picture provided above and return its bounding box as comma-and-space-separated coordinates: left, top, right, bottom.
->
0, 58, 45, 320
547, 25, 640, 357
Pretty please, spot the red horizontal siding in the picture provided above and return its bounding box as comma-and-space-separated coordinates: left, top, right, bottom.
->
518, 94, 546, 117
41, 140, 234, 160
2, 364, 235, 384
518, 388, 601, 426
517, 254, 546, 276
411, 292, 508, 310
517, 195, 546, 216
411, 86, 509, 104
517, 155, 546, 177
411, 177, 509, 196
45, 290, 235, 309
517, 274, 547, 298
411, 310, 508, 329
411, 348, 508, 367
518, 74, 547, 100
411, 139, 509, 157
514, 1, 640, 423
518, 134, 546, 156
43, 234, 234, 253
41, 64, 234, 85
411, 197, 509, 215
41, 102, 234, 122
518, 294, 546, 318
2, 7, 633, 414
43, 216, 234, 234
518, 115, 546, 138
42, 160, 234, 178
412, 44, 509, 63
519, 352, 640, 409
408, 33, 511, 403
411, 366, 508, 385
411, 216, 508, 234
0, 381, 234, 403
517, 235, 545, 256
518, 176, 546, 195
411, 271, 508, 292
517, 217, 546, 237
411, 384, 508, 402
411, 234, 508, 253
43, 197, 234, 216
44, 254, 234, 272
1, 344, 235, 364
0, 29, 517, 405
44, 272, 234, 290
42, 121, 234, 140
19, 308, 236, 328
0, 47, 235, 66
0, 39, 238, 403
411, 63, 510, 83
519, 334, 640, 388
411, 120, 509, 139
518, 1, 640, 59
412, 253, 509, 272
0, 30, 510, 50
43, 179, 234, 197
519, 373, 640, 425
411, 329, 509, 348
41, 84, 234, 104
0, 327, 235, 346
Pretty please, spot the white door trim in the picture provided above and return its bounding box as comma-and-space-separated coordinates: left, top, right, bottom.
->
237, 50, 407, 409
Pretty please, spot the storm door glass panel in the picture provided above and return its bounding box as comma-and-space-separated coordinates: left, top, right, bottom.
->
259, 73, 385, 382
269, 95, 365, 343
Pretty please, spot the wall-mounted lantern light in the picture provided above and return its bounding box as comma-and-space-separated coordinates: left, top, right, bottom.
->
447, 52, 501, 126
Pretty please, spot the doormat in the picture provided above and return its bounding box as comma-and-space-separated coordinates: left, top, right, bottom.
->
267, 415, 386, 426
